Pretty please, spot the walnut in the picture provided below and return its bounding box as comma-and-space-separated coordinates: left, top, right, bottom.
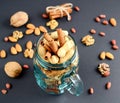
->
98, 63, 110, 77
81, 35, 95, 46
10, 11, 29, 27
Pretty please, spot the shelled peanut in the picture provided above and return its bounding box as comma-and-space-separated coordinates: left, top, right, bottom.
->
0, 49, 7, 58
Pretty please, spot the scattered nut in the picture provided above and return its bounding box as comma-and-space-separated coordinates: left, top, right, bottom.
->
112, 45, 119, 50
10, 11, 29, 27
15, 43, 22, 52
109, 18, 117, 26
25, 29, 34, 35
10, 46, 17, 55
1, 89, 7, 95
34, 27, 41, 35
46, 19, 59, 30
4, 61, 22, 78
90, 29, 96, 34
23, 64, 29, 69
26, 23, 35, 29
81, 35, 95, 46
4, 37, 9, 42
106, 82, 111, 89
99, 14, 106, 19
39, 26, 47, 33
111, 39, 116, 45
99, 51, 106, 60
102, 20, 109, 25
5, 83, 12, 89
98, 63, 110, 77
26, 40, 33, 49
74, 6, 80, 11
89, 88, 94, 94
71, 28, 76, 33
0, 49, 7, 58
8, 36, 17, 42
42, 13, 49, 19
99, 32, 106, 37
95, 17, 101, 23
105, 52, 114, 60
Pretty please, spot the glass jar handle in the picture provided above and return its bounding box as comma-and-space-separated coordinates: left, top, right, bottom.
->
66, 74, 84, 96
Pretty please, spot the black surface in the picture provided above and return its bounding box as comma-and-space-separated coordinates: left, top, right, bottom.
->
0, 0, 120, 103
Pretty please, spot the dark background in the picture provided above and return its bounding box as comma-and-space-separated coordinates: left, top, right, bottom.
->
0, 0, 120, 103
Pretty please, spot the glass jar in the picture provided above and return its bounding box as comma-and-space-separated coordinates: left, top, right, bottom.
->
33, 35, 84, 96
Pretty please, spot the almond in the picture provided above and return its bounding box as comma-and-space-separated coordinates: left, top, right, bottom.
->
10, 46, 17, 55
26, 41, 33, 49
8, 36, 17, 42
89, 88, 94, 94
0, 49, 6, 58
25, 29, 34, 35
15, 43, 22, 52
26, 23, 35, 29
34, 27, 40, 35
110, 18, 117, 26
105, 52, 114, 60
39, 26, 47, 33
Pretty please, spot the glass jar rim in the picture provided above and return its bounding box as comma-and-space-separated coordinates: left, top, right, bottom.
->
35, 34, 77, 70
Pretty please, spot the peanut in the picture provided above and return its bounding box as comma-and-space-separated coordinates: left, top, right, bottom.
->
34, 27, 40, 35
25, 29, 34, 35
26, 40, 33, 49
5, 83, 12, 89
74, 6, 80, 11
102, 20, 109, 25
10, 46, 17, 55
89, 88, 94, 94
109, 18, 117, 26
8, 36, 17, 42
39, 26, 47, 33
57, 40, 74, 57
99, 51, 106, 60
26, 23, 35, 29
71, 28, 76, 33
106, 82, 111, 89
105, 52, 114, 60
0, 49, 7, 58
15, 43, 22, 52
1, 89, 7, 95
95, 17, 101, 23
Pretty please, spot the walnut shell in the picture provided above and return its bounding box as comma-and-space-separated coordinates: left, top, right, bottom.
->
4, 61, 22, 78
10, 11, 29, 27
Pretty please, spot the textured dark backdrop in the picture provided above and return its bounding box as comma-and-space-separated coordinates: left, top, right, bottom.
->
0, 0, 120, 103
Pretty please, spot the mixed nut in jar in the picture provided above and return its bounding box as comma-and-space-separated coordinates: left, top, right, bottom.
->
33, 28, 84, 96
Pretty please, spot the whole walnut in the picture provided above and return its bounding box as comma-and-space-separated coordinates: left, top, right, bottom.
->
10, 11, 29, 27
4, 61, 22, 78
